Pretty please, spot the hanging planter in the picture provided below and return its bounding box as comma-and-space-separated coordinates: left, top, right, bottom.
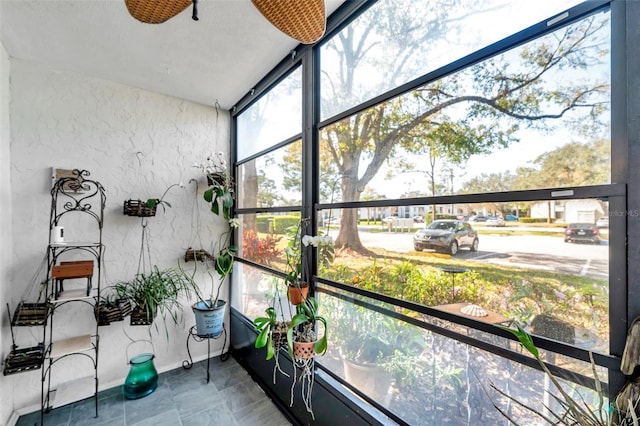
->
130, 305, 156, 326
206, 172, 226, 187
123, 200, 157, 217
192, 299, 226, 337
184, 248, 214, 263
292, 340, 317, 360
94, 297, 132, 326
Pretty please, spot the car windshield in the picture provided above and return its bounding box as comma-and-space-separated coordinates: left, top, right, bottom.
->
428, 221, 455, 231
569, 223, 594, 229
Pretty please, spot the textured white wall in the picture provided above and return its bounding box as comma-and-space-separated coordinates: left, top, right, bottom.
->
7, 58, 230, 415
1, 40, 17, 426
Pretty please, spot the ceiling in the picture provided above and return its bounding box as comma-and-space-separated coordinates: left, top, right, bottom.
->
0, 0, 345, 110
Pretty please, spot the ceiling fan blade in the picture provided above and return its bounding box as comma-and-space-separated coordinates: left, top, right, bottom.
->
252, 0, 326, 44
125, 0, 194, 24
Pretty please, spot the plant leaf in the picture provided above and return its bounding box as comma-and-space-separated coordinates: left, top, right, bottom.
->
499, 324, 539, 359
315, 335, 327, 355
255, 327, 269, 348
203, 188, 214, 203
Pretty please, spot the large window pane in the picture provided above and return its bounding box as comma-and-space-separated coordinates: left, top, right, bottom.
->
237, 140, 302, 209
236, 67, 302, 160
318, 201, 610, 354
321, 0, 583, 120
319, 11, 610, 203
319, 287, 604, 425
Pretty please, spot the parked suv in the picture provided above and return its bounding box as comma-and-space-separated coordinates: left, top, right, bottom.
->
564, 223, 600, 244
413, 220, 479, 255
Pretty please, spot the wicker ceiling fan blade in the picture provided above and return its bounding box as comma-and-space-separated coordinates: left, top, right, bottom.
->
125, 0, 194, 24
252, 0, 326, 44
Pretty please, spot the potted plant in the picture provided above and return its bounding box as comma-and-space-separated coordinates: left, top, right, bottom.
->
329, 299, 425, 404
286, 295, 328, 419
200, 153, 234, 221
283, 219, 333, 306
113, 266, 193, 329
188, 237, 236, 337
194, 152, 228, 188
188, 152, 237, 336
124, 183, 183, 217
254, 306, 290, 359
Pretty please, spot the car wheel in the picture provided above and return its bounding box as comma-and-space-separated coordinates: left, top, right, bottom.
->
414, 245, 423, 252
449, 241, 459, 256
470, 238, 479, 252
564, 238, 570, 243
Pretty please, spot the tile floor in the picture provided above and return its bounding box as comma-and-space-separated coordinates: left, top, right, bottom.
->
16, 356, 292, 426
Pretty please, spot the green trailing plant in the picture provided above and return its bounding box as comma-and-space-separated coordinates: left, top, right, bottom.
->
113, 266, 193, 332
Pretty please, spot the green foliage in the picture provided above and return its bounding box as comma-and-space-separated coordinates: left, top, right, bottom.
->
113, 266, 193, 331
519, 217, 552, 223
287, 296, 328, 357
203, 183, 234, 221
348, 261, 480, 307
273, 215, 302, 234
253, 307, 278, 360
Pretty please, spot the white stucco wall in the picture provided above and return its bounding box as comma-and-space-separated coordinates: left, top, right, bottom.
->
1, 40, 17, 426
7, 59, 230, 416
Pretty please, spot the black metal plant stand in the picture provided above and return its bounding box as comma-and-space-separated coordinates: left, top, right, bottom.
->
182, 325, 229, 383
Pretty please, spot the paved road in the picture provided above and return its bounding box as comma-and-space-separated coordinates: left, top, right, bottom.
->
338, 228, 609, 278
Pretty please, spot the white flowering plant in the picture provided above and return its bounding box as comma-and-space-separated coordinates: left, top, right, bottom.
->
284, 219, 334, 286
200, 153, 234, 221
194, 152, 228, 179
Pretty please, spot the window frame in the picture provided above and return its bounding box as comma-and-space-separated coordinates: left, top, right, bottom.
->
232, 0, 628, 403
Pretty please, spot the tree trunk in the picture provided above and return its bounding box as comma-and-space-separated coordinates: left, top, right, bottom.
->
334, 177, 368, 252
243, 161, 258, 232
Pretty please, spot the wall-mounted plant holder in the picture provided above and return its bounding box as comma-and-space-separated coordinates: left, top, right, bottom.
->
206, 172, 225, 187
94, 298, 132, 326
11, 302, 50, 326
3, 343, 45, 375
123, 200, 157, 217
184, 249, 214, 263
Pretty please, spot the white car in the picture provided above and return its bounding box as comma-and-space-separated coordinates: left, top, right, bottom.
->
486, 216, 505, 227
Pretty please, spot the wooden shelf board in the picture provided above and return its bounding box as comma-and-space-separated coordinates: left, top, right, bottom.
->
49, 335, 94, 359
52, 289, 97, 303
49, 376, 96, 408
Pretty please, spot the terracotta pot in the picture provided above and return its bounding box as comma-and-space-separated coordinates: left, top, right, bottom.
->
287, 282, 309, 305
293, 340, 316, 360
